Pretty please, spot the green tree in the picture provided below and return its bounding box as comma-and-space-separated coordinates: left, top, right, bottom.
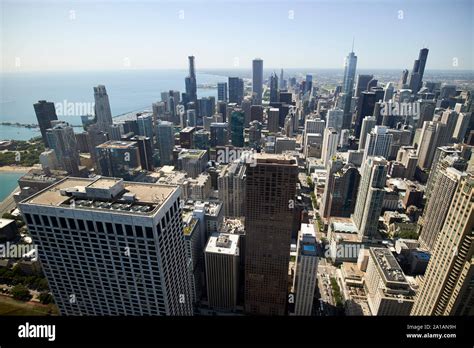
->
38, 292, 55, 305
11, 284, 32, 302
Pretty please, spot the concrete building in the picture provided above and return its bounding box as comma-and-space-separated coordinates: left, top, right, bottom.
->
178, 149, 209, 179
362, 126, 393, 165
321, 128, 338, 167
293, 224, 318, 315
245, 154, 298, 315
411, 174, 474, 315
95, 140, 141, 180
205, 233, 240, 311
19, 177, 193, 316
365, 248, 415, 315
93, 85, 113, 133
217, 161, 246, 218
156, 121, 175, 165
46, 121, 80, 175
252, 58, 263, 105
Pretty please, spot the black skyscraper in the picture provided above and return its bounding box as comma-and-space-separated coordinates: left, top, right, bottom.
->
408, 48, 429, 93
228, 77, 244, 104
185, 56, 197, 102
34, 100, 58, 146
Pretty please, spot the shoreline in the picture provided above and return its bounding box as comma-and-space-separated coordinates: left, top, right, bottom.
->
0, 166, 34, 173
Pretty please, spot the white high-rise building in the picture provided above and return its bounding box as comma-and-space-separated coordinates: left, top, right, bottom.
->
326, 108, 344, 132
321, 128, 338, 166
19, 177, 193, 316
358, 116, 377, 151
252, 58, 263, 105
205, 233, 240, 311
218, 160, 246, 217
93, 85, 113, 133
293, 223, 318, 316
352, 157, 387, 241
362, 126, 393, 165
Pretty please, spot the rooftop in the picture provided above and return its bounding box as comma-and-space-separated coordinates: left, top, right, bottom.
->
370, 247, 408, 284
205, 233, 239, 256
21, 177, 177, 216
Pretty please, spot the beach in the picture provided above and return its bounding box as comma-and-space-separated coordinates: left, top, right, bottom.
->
0, 165, 34, 173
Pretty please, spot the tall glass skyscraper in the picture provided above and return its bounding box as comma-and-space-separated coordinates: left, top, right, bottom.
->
252, 58, 263, 105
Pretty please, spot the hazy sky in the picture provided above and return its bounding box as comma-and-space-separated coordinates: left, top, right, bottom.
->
1, 0, 473, 72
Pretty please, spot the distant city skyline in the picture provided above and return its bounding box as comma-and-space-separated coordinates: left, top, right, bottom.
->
1, 0, 473, 72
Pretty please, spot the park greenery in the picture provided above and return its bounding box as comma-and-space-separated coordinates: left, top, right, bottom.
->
0, 139, 45, 166
0, 265, 49, 292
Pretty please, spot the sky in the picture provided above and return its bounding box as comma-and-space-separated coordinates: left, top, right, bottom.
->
1, 0, 473, 72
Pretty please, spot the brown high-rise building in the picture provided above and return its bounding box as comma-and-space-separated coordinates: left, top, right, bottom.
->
244, 154, 298, 315
412, 174, 474, 315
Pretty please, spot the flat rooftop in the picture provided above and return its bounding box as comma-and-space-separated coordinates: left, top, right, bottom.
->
96, 140, 137, 149
370, 247, 408, 284
21, 177, 177, 215
206, 233, 239, 256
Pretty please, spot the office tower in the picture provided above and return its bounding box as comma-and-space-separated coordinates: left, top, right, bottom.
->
342, 50, 357, 94
417, 99, 436, 127
186, 109, 196, 127
218, 161, 246, 217
228, 77, 244, 105
383, 82, 394, 102
305, 75, 313, 94
93, 85, 113, 133
268, 108, 280, 133
352, 157, 387, 241
185, 56, 197, 102
358, 116, 377, 150
230, 109, 245, 147
326, 108, 344, 132
19, 177, 193, 316
95, 140, 141, 179
412, 174, 473, 315
417, 121, 446, 170
205, 233, 240, 311
354, 91, 376, 137
123, 119, 139, 135
108, 124, 122, 141
156, 121, 175, 165
137, 113, 154, 142
34, 100, 58, 146
367, 78, 378, 91
279, 69, 285, 89
320, 158, 360, 219
355, 74, 373, 98
178, 149, 208, 178
161, 90, 181, 119
279, 91, 293, 104
366, 248, 415, 315
132, 135, 154, 171
439, 109, 459, 144
217, 82, 228, 102
425, 147, 466, 200
399, 69, 409, 89
305, 118, 325, 135
270, 72, 279, 103
198, 97, 215, 118
39, 149, 58, 170
180, 127, 195, 149
240, 97, 251, 126
46, 121, 80, 175
252, 58, 263, 105
419, 167, 466, 251
321, 128, 338, 166
248, 120, 263, 149
408, 48, 429, 93
275, 137, 296, 154
193, 129, 210, 150
293, 223, 318, 316
362, 126, 393, 165
245, 154, 298, 315
250, 105, 263, 123
152, 101, 166, 120
453, 112, 471, 142
210, 122, 229, 147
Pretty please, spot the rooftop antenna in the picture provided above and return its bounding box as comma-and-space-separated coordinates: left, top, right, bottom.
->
351, 37, 355, 52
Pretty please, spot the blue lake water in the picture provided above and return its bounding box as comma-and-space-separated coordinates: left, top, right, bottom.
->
0, 70, 227, 140
0, 172, 24, 202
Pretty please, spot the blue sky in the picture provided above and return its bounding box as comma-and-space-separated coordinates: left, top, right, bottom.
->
1, 0, 473, 72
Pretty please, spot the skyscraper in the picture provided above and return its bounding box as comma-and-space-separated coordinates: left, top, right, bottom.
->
230, 109, 245, 147
358, 116, 377, 151
19, 177, 193, 316
205, 233, 240, 311
217, 82, 228, 102
342, 50, 357, 94
95, 140, 141, 180
218, 160, 246, 217
252, 58, 263, 105
46, 121, 80, 175
185, 56, 197, 102
270, 72, 279, 103
33, 100, 58, 146
293, 223, 318, 316
418, 167, 466, 251
93, 85, 113, 133
408, 48, 429, 93
228, 77, 244, 105
411, 174, 473, 315
362, 126, 393, 165
355, 74, 373, 98
245, 154, 297, 315
321, 128, 338, 166
352, 157, 387, 241
156, 121, 175, 165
